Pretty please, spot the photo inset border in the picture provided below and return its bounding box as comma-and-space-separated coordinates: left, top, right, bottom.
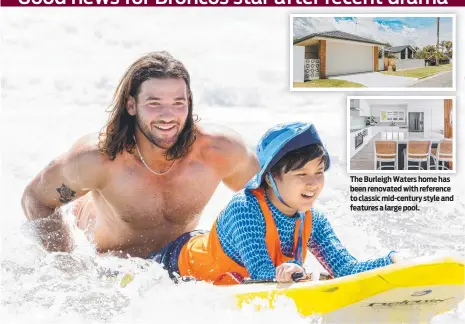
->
290, 14, 456, 92
346, 96, 456, 174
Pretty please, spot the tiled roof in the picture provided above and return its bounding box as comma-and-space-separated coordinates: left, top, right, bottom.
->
293, 30, 386, 46
385, 45, 416, 53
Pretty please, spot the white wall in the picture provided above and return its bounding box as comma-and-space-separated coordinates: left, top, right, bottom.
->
350, 115, 366, 128
326, 42, 373, 76
431, 105, 445, 134
378, 58, 385, 71
293, 46, 305, 82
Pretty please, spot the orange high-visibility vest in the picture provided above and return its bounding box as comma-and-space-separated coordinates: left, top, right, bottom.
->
177, 188, 313, 282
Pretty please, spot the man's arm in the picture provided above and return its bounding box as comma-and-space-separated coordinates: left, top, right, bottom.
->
201, 124, 260, 192
21, 134, 108, 252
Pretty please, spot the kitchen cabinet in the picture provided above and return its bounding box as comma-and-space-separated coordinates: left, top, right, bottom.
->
359, 100, 371, 117
431, 105, 444, 134
371, 126, 383, 136
350, 127, 371, 158
372, 126, 399, 134
384, 126, 400, 132
380, 110, 406, 122
366, 127, 372, 139
392, 111, 405, 122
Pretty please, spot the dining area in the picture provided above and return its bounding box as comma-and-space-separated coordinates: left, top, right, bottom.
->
373, 131, 453, 171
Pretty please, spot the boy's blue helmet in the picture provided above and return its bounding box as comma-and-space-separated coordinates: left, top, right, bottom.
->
245, 122, 330, 190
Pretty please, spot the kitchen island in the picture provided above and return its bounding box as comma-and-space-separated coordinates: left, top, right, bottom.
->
350, 131, 445, 171
376, 131, 445, 144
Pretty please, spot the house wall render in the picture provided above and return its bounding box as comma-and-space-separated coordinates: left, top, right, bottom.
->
292, 46, 305, 82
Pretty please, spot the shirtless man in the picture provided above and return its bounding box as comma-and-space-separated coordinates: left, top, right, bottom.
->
21, 51, 260, 258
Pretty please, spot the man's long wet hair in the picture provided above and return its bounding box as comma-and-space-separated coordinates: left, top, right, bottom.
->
98, 51, 197, 161
261, 144, 329, 188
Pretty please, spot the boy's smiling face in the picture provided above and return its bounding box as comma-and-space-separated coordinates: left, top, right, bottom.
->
268, 156, 325, 214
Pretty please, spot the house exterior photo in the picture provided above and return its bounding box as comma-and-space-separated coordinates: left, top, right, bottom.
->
293, 30, 386, 82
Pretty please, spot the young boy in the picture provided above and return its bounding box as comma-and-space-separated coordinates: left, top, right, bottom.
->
149, 122, 397, 283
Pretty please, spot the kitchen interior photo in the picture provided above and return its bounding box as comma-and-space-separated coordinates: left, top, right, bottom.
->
349, 98, 454, 171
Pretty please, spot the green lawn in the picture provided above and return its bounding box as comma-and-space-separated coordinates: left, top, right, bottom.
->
381, 64, 452, 79
293, 79, 365, 88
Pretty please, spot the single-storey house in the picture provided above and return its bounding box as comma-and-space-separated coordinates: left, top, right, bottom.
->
384, 45, 416, 59
293, 30, 386, 82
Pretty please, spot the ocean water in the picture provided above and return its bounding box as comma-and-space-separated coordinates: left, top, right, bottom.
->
1, 8, 464, 324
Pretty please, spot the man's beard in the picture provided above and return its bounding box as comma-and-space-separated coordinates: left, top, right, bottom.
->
135, 114, 181, 150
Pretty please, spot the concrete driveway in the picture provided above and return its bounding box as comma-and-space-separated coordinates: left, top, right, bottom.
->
329, 71, 418, 87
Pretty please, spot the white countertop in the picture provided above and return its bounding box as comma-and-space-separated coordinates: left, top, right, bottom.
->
350, 127, 369, 133
375, 131, 445, 143
350, 125, 408, 133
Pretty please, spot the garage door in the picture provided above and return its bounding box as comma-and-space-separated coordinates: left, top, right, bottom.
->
326, 42, 373, 77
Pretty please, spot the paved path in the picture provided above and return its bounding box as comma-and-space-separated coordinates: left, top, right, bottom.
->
408, 71, 453, 88
329, 72, 418, 88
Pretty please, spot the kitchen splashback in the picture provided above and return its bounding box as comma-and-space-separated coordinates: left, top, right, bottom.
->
350, 116, 366, 128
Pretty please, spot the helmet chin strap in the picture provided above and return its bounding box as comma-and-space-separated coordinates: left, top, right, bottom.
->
267, 172, 305, 265
267, 172, 293, 209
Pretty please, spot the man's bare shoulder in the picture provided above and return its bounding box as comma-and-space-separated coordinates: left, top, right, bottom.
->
65, 133, 112, 166
195, 123, 259, 190
196, 123, 251, 155
29, 133, 115, 201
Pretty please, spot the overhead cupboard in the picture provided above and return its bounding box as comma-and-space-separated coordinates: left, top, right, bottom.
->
380, 110, 406, 122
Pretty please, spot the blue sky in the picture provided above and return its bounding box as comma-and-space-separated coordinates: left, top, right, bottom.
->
294, 16, 453, 47
335, 17, 453, 32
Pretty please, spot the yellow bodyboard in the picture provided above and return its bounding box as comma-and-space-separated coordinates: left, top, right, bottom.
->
225, 256, 465, 323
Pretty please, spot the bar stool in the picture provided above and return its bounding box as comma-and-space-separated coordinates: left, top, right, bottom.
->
403, 140, 431, 170
430, 140, 453, 170
374, 140, 398, 170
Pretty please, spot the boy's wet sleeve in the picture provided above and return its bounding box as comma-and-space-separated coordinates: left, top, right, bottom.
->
307, 209, 394, 278
227, 199, 277, 280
